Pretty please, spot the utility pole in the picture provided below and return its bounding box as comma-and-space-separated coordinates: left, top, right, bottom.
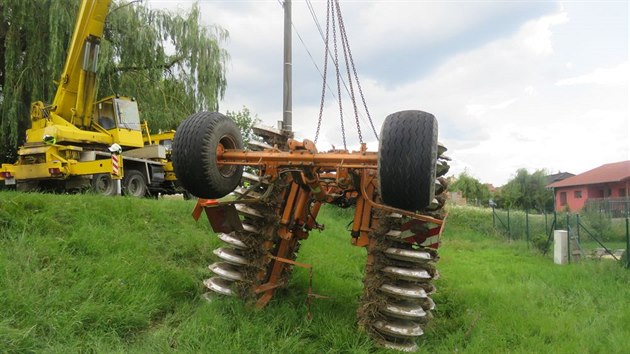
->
282, 0, 293, 133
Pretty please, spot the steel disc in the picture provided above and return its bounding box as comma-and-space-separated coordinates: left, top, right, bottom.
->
213, 247, 250, 266
384, 247, 433, 263
217, 233, 247, 249
373, 320, 424, 339
208, 262, 244, 281
204, 277, 234, 296
381, 301, 427, 320
235, 204, 264, 219
380, 282, 428, 299
381, 266, 432, 282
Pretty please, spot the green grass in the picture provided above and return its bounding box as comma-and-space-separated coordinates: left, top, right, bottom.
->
1, 191, 629, 353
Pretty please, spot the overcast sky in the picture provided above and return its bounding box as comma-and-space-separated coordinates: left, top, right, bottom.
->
149, 0, 628, 186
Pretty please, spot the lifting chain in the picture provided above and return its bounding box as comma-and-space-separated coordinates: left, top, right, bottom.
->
314, 0, 331, 145
334, 1, 378, 141
314, 0, 378, 149
335, 1, 362, 144
331, 2, 347, 150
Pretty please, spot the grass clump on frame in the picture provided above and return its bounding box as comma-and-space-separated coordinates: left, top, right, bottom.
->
0, 191, 629, 353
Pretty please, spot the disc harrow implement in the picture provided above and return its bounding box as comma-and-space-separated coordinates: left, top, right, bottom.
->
173, 110, 450, 351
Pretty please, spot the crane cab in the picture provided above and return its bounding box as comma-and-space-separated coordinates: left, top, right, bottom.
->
93, 96, 144, 148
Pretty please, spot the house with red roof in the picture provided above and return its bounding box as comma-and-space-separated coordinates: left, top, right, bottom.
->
546, 161, 630, 213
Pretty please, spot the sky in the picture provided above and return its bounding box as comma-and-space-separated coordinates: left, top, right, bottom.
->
148, 0, 629, 187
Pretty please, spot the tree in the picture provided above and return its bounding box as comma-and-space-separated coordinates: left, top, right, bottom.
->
225, 106, 259, 145
0, 0, 228, 163
499, 168, 553, 212
450, 171, 491, 206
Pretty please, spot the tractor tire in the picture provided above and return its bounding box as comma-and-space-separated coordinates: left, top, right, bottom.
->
123, 170, 147, 197
91, 174, 117, 196
378, 110, 438, 211
172, 111, 244, 199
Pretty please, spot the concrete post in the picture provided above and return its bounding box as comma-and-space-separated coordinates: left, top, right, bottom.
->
554, 230, 568, 265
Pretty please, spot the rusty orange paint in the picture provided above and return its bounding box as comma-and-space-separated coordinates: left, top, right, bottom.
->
196, 137, 446, 309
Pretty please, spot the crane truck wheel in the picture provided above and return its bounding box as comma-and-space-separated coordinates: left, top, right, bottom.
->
91, 174, 117, 196
123, 170, 148, 197
172, 111, 244, 199
378, 110, 438, 211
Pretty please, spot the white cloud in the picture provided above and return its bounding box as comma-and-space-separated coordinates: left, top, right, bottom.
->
148, 1, 628, 186
520, 12, 569, 56
333, 7, 627, 185
555, 62, 629, 86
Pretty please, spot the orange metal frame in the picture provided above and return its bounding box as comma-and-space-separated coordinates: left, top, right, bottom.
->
195, 139, 444, 307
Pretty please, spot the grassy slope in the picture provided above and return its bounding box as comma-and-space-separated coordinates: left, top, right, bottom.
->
0, 192, 628, 353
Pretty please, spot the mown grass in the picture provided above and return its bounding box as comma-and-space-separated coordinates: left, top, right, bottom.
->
1, 192, 629, 353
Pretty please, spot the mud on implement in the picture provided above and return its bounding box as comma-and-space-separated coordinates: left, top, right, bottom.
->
173, 109, 450, 352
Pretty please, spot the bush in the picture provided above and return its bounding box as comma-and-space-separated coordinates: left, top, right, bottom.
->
445, 204, 497, 237
531, 233, 550, 253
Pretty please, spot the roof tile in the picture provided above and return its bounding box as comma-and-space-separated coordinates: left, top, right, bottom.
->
547, 161, 630, 188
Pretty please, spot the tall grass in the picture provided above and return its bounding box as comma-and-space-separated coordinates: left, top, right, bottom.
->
1, 191, 629, 353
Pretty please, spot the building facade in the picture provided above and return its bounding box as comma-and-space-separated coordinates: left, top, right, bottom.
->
547, 161, 630, 213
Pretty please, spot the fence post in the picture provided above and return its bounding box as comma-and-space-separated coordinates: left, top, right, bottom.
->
492, 205, 496, 228
576, 214, 581, 244
566, 213, 571, 264
507, 208, 511, 240
626, 217, 629, 269
544, 212, 548, 235
526, 209, 530, 248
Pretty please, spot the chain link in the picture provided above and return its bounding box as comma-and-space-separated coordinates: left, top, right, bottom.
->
331, 3, 346, 150
334, 0, 377, 141
314, 0, 377, 149
335, 1, 362, 144
314, 0, 331, 144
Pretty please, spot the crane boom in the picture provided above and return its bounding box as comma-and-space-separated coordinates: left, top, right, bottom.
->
52, 0, 111, 129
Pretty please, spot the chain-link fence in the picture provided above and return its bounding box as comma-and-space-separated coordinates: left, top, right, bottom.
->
491, 206, 629, 268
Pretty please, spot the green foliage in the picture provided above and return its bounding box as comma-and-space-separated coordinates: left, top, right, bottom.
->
580, 209, 614, 240
444, 205, 498, 238
226, 106, 259, 144
0, 0, 228, 163
530, 233, 549, 253
577, 208, 628, 242
449, 171, 491, 206
496, 168, 553, 212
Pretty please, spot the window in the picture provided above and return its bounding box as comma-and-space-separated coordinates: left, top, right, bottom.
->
114, 98, 141, 131
560, 192, 567, 206
574, 190, 582, 198
93, 100, 116, 129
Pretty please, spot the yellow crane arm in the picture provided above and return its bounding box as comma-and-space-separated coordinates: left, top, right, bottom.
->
50, 0, 111, 129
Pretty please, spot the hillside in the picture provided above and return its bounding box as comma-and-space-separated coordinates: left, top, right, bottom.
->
1, 191, 629, 353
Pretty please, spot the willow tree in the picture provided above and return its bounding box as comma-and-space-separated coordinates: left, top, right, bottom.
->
0, 0, 228, 163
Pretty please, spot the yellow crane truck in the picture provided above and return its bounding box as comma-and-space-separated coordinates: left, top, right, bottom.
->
0, 0, 182, 197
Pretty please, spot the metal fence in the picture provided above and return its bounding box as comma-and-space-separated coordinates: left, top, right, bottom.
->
491, 206, 629, 268
584, 197, 630, 218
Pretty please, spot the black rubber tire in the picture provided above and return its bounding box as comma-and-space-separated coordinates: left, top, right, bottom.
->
172, 111, 244, 199
378, 110, 438, 211
123, 170, 147, 197
91, 174, 117, 196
